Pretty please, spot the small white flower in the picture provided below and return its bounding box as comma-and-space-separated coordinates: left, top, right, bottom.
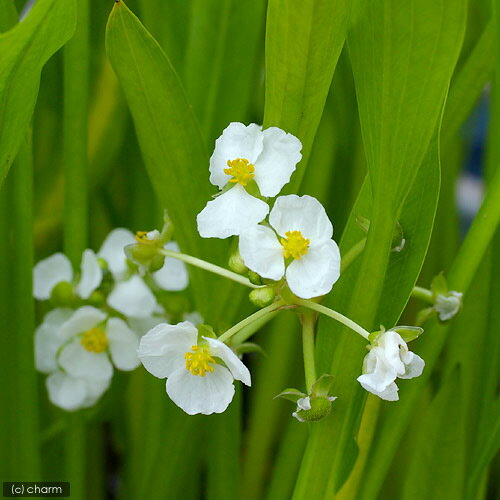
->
197, 122, 302, 239
435, 291, 463, 321
46, 370, 111, 412
137, 321, 251, 415
239, 194, 341, 299
98, 228, 136, 280
357, 330, 425, 401
33, 249, 102, 301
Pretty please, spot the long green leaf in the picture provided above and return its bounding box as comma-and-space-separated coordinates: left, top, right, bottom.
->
264, 0, 354, 192
106, 0, 228, 318
0, 0, 76, 186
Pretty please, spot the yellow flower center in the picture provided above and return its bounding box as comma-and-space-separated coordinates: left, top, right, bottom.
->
281, 230, 310, 260
81, 327, 108, 353
185, 345, 216, 377
135, 230, 160, 244
224, 158, 255, 186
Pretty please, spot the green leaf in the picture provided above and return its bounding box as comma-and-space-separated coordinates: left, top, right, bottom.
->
275, 388, 307, 403
106, 0, 227, 317
264, 0, 355, 191
0, 0, 76, 186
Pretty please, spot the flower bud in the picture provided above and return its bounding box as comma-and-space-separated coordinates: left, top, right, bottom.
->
125, 243, 165, 273
249, 287, 275, 308
247, 271, 263, 285
50, 281, 75, 307
292, 395, 336, 423
228, 250, 248, 275
87, 290, 105, 307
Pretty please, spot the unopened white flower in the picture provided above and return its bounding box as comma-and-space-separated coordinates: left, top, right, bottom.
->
138, 321, 251, 415
33, 249, 102, 301
46, 370, 111, 412
197, 122, 302, 239
435, 291, 463, 321
239, 195, 341, 299
357, 330, 424, 401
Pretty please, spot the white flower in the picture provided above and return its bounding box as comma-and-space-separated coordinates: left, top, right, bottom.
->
46, 370, 111, 412
197, 122, 302, 239
239, 195, 341, 299
137, 321, 251, 415
99, 229, 188, 318
33, 249, 102, 300
357, 330, 425, 401
435, 291, 463, 321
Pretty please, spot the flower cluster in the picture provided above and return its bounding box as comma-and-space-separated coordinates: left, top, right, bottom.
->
33, 227, 191, 411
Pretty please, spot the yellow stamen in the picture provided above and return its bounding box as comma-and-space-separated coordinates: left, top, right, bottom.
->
81, 327, 108, 353
135, 231, 148, 242
281, 230, 310, 260
185, 345, 216, 377
224, 158, 255, 186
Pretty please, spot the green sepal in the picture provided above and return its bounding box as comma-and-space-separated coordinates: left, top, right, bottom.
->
311, 374, 335, 398
249, 287, 276, 308
392, 325, 424, 343
247, 271, 263, 285
431, 272, 448, 297
197, 324, 217, 342
274, 388, 307, 403
416, 307, 437, 326
368, 325, 386, 344
228, 249, 248, 275
234, 342, 266, 357
125, 242, 165, 273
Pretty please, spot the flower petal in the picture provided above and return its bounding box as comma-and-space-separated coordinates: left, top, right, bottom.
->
81, 376, 111, 408
239, 225, 284, 281
106, 317, 140, 371
166, 365, 235, 415
107, 275, 157, 318
358, 377, 400, 401
137, 322, 197, 378
269, 195, 333, 243
254, 127, 302, 197
33, 253, 73, 300
204, 337, 251, 386
77, 249, 103, 299
153, 241, 189, 291
46, 371, 88, 411
357, 347, 398, 394
98, 228, 135, 279
285, 240, 341, 299
209, 122, 264, 189
59, 306, 107, 342
59, 339, 113, 380
197, 184, 269, 239
399, 352, 425, 380
35, 309, 74, 373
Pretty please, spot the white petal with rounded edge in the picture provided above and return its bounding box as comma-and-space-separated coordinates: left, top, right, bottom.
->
399, 352, 425, 380
166, 365, 235, 415
106, 317, 140, 370
33, 253, 73, 300
98, 228, 135, 279
204, 337, 251, 386
46, 371, 88, 411
209, 122, 263, 189
35, 309, 74, 373
58, 306, 107, 342
59, 339, 113, 380
137, 322, 197, 378
358, 377, 399, 401
153, 241, 189, 291
82, 376, 112, 408
127, 315, 164, 336
239, 225, 284, 281
285, 240, 341, 299
107, 275, 157, 318
197, 185, 269, 239
77, 249, 103, 299
269, 195, 333, 243
254, 127, 302, 197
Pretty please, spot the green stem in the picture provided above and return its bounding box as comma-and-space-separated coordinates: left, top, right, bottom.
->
411, 286, 434, 304
231, 310, 280, 345
340, 238, 366, 274
217, 300, 286, 343
301, 313, 318, 392
159, 248, 260, 288
296, 299, 370, 340
63, 0, 89, 497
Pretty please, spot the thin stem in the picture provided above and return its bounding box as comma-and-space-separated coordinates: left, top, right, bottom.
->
217, 300, 286, 343
301, 313, 318, 392
296, 299, 370, 340
231, 310, 280, 345
412, 286, 434, 304
159, 248, 260, 288
340, 238, 366, 274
